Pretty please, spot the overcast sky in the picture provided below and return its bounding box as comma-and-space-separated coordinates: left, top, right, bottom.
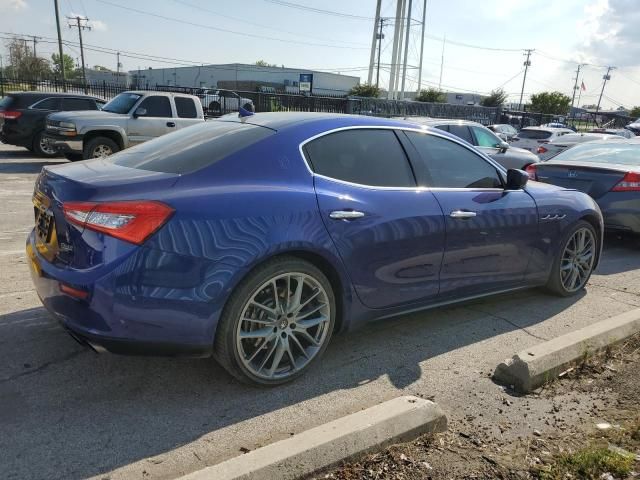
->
1, 0, 639, 109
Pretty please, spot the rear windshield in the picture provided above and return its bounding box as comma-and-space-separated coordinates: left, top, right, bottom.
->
108, 121, 274, 174
517, 129, 552, 140
550, 143, 640, 166
0, 96, 14, 109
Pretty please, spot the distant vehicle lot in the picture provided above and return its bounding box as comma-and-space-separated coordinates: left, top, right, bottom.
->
2, 142, 640, 479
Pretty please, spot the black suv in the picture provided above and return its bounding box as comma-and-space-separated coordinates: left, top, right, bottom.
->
0, 92, 104, 157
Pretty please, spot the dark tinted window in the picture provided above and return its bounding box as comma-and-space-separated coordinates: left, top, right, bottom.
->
63, 97, 98, 111
517, 129, 552, 140
445, 124, 474, 144
137, 96, 172, 117
0, 96, 16, 109
109, 121, 274, 174
32, 98, 61, 110
405, 131, 502, 188
304, 129, 415, 187
175, 97, 198, 118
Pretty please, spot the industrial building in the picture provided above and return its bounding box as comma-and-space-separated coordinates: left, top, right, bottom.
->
128, 63, 360, 96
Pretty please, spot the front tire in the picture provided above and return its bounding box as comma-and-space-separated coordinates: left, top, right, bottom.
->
546, 220, 597, 296
32, 131, 58, 158
214, 256, 336, 386
83, 136, 120, 159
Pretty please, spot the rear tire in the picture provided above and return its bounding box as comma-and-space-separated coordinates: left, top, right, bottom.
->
545, 220, 597, 297
32, 131, 58, 158
83, 136, 119, 159
214, 256, 335, 386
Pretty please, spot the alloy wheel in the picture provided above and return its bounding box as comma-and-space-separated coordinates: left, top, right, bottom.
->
39, 137, 57, 156
236, 272, 331, 381
560, 227, 595, 292
92, 144, 113, 158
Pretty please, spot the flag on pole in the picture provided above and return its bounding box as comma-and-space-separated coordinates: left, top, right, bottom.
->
581, 81, 586, 91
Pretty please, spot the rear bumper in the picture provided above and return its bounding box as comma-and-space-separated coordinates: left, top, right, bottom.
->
26, 229, 238, 357
597, 193, 640, 234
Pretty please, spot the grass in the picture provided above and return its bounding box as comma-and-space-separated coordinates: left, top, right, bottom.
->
539, 446, 635, 480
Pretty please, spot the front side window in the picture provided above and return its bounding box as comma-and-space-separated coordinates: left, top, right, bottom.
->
175, 97, 198, 118
304, 129, 415, 187
137, 96, 172, 117
405, 131, 503, 189
102, 93, 142, 114
472, 126, 501, 147
62, 98, 98, 111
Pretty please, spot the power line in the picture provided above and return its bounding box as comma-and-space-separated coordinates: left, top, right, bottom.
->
259, 0, 373, 20
93, 0, 368, 49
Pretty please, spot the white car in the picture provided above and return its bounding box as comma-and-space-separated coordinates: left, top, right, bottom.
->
196, 89, 254, 116
536, 132, 625, 161
510, 127, 575, 155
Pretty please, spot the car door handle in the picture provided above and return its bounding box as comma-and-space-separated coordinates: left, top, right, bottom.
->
166, 122, 176, 127
450, 210, 477, 219
329, 210, 365, 220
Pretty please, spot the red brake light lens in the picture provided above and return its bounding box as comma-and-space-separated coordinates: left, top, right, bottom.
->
63, 201, 174, 245
525, 163, 538, 180
0, 110, 22, 120
611, 172, 640, 192
537, 146, 548, 154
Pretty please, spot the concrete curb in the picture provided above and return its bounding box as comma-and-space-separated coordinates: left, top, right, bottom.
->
494, 308, 640, 393
178, 396, 447, 480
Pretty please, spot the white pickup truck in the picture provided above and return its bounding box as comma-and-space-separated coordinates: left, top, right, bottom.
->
44, 91, 204, 160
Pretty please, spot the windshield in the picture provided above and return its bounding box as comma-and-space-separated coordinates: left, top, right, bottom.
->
102, 93, 142, 114
550, 142, 640, 166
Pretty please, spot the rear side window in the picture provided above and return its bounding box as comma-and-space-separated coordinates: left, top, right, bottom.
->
63, 98, 98, 111
108, 121, 274, 174
137, 96, 172, 117
303, 129, 415, 187
446, 124, 474, 144
405, 131, 502, 189
31, 98, 62, 110
517, 129, 551, 140
175, 97, 198, 118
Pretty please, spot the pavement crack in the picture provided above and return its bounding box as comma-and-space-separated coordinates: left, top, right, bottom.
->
588, 282, 640, 298
0, 349, 87, 384
465, 306, 548, 341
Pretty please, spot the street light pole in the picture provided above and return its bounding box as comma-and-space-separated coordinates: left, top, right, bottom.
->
68, 15, 91, 93
375, 18, 385, 88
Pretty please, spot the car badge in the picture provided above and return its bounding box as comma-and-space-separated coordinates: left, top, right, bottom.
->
568, 170, 577, 178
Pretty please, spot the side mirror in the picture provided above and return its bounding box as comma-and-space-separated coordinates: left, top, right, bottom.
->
506, 168, 529, 190
133, 107, 147, 118
497, 141, 509, 152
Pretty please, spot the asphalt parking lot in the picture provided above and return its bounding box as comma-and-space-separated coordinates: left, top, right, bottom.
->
1, 143, 640, 480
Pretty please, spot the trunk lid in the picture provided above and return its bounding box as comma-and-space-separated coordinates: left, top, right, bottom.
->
33, 159, 179, 269
534, 161, 631, 199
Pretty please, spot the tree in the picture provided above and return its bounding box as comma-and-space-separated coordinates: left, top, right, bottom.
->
51, 53, 77, 79
481, 88, 508, 107
4, 38, 50, 77
348, 83, 381, 97
529, 91, 571, 115
255, 59, 277, 67
629, 106, 640, 118
415, 88, 446, 103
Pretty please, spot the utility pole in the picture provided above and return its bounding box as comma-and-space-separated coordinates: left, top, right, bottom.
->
387, 0, 404, 99
438, 35, 445, 90
54, 0, 66, 89
570, 64, 584, 112
416, 0, 427, 93
367, 0, 382, 86
27, 36, 40, 57
399, 0, 413, 100
595, 66, 615, 119
116, 51, 121, 74
375, 18, 385, 88
518, 49, 533, 111
68, 15, 91, 92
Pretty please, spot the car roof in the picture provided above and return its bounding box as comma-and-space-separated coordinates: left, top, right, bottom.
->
396, 117, 484, 128
521, 126, 573, 132
7, 91, 100, 99
125, 90, 196, 98
549, 133, 620, 143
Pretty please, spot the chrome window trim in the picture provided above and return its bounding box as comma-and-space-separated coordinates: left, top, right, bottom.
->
297, 125, 507, 191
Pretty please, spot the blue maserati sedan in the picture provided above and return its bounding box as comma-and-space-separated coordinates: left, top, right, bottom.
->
27, 112, 603, 385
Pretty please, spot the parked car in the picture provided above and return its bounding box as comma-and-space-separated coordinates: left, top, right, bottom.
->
488, 123, 518, 141
626, 118, 640, 135
44, 91, 204, 160
405, 118, 539, 169
589, 128, 635, 139
27, 112, 603, 385
526, 139, 639, 234
536, 132, 624, 161
510, 126, 575, 154
0, 92, 105, 157
196, 89, 254, 116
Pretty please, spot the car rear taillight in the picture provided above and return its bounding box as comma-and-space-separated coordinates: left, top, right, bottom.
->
0, 110, 22, 120
537, 146, 548, 154
525, 163, 538, 180
63, 201, 174, 245
611, 172, 640, 192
